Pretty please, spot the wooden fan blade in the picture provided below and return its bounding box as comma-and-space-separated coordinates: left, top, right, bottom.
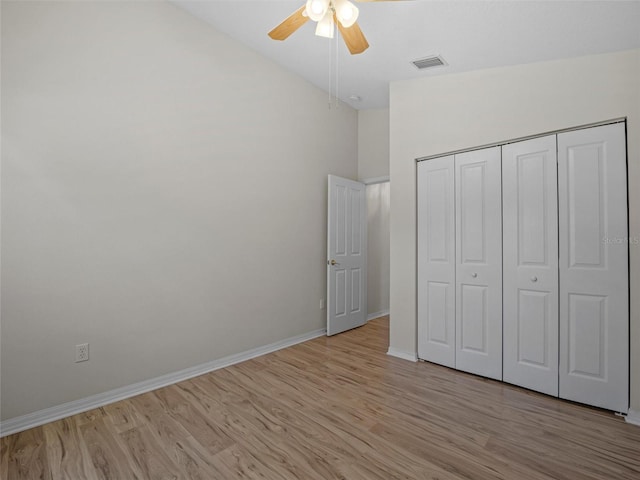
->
268, 6, 309, 41
336, 19, 369, 55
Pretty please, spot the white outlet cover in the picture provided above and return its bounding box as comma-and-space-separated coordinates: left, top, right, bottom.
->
75, 343, 89, 362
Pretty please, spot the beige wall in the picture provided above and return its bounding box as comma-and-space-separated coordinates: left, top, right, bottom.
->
366, 182, 390, 317
0, 1, 357, 420
358, 108, 389, 180
389, 50, 640, 410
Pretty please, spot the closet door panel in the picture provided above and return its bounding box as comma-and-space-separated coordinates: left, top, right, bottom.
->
417, 156, 456, 367
558, 123, 628, 412
455, 147, 502, 380
460, 284, 488, 352
502, 136, 559, 396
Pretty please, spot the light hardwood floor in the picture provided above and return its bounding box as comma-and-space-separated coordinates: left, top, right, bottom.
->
2, 316, 639, 479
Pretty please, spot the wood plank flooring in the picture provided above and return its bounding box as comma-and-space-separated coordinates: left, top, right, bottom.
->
2, 316, 639, 479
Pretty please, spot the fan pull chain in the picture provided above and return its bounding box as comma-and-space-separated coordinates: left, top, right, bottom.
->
328, 21, 340, 109
328, 25, 333, 107
335, 24, 339, 108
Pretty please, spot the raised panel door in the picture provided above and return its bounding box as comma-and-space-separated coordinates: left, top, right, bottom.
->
327, 175, 367, 336
455, 147, 502, 380
558, 123, 628, 412
417, 156, 456, 367
502, 136, 559, 396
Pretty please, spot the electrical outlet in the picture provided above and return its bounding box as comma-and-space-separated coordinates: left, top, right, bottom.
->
320, 299, 325, 310
75, 343, 89, 362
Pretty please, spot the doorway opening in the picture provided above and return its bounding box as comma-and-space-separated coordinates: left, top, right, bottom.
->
365, 180, 389, 321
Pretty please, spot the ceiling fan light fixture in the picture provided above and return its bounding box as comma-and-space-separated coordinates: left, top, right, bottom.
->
334, 0, 359, 28
315, 10, 335, 38
305, 0, 330, 22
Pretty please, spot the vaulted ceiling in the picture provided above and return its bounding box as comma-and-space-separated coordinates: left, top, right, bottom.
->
172, 1, 640, 109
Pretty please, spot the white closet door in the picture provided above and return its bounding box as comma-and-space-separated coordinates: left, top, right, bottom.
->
417, 156, 456, 367
455, 147, 503, 380
558, 123, 629, 412
502, 136, 559, 396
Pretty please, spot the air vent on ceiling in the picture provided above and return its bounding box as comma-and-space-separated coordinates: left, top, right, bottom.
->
412, 55, 447, 70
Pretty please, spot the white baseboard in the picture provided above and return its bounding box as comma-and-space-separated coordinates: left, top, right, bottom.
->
367, 309, 390, 321
625, 409, 640, 426
0, 328, 326, 437
387, 347, 417, 362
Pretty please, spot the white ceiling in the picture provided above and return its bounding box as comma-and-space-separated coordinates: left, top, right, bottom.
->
172, 0, 640, 109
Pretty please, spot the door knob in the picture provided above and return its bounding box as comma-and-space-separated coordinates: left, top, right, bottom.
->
531, 276, 538, 282
471, 272, 478, 278
329, 259, 340, 266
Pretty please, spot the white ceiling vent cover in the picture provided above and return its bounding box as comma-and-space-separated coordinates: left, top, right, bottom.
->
412, 55, 447, 70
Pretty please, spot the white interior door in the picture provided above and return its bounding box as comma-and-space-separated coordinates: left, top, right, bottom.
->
502, 136, 559, 396
558, 123, 629, 412
417, 156, 456, 367
327, 175, 367, 336
455, 147, 503, 380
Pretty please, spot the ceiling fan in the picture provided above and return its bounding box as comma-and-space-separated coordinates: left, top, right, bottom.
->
268, 0, 394, 55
